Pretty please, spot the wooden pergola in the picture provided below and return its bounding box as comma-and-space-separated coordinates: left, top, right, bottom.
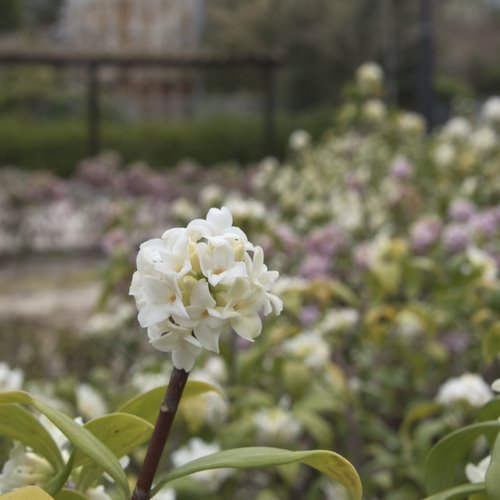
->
0, 48, 283, 157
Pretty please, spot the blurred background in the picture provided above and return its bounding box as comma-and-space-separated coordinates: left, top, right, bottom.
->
0, 0, 500, 172
1, 2, 500, 498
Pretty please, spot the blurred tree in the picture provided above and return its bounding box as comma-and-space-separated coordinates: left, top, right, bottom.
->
0, 0, 23, 32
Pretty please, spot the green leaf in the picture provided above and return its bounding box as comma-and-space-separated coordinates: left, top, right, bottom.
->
118, 381, 224, 424
423, 482, 486, 500
43, 452, 75, 496
477, 398, 500, 423
152, 447, 362, 500
54, 490, 87, 500
0, 404, 64, 471
0, 486, 54, 499
486, 432, 500, 498
424, 421, 500, 495
0, 391, 130, 497
74, 413, 153, 467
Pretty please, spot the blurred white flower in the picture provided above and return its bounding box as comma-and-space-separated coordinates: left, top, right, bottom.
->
394, 310, 425, 338
320, 308, 359, 334
482, 96, 500, 123
442, 117, 471, 140
170, 197, 199, 222
0, 362, 23, 392
76, 384, 107, 420
465, 246, 497, 281
436, 373, 493, 407
153, 488, 176, 500
171, 438, 232, 491
397, 112, 425, 134
282, 331, 330, 369
0, 443, 53, 493
199, 184, 224, 208
470, 127, 496, 154
289, 129, 311, 150
362, 99, 386, 122
224, 195, 266, 221
492, 379, 500, 392
465, 455, 491, 483
434, 142, 455, 168
253, 407, 301, 445
356, 62, 383, 94
130, 207, 282, 371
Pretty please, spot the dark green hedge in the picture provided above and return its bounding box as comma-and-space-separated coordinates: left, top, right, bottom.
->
0, 111, 331, 176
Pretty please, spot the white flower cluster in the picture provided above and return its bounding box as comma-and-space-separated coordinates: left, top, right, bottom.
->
436, 373, 493, 408
130, 207, 282, 371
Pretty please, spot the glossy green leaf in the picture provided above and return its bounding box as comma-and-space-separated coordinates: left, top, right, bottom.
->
118, 381, 224, 424
423, 482, 486, 500
152, 447, 362, 500
0, 404, 64, 471
424, 421, 500, 495
0, 486, 54, 499
0, 391, 129, 497
54, 490, 87, 500
74, 412, 153, 467
486, 432, 500, 498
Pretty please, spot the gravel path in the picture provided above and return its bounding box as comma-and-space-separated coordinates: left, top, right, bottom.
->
0, 252, 104, 327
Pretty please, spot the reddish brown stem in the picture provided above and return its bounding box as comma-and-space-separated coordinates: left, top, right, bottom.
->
132, 367, 189, 500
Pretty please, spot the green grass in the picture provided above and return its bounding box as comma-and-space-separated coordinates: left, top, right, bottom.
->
0, 111, 332, 175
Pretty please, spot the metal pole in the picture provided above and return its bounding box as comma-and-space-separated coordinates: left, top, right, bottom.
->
381, 0, 398, 105
263, 64, 276, 156
418, 0, 434, 130
87, 62, 100, 156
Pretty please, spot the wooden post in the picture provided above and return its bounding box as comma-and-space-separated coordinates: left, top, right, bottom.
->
262, 64, 276, 156
87, 62, 100, 156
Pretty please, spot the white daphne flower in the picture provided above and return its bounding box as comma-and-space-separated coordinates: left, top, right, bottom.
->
0, 443, 53, 493
465, 455, 491, 483
148, 321, 203, 372
137, 274, 189, 327
436, 373, 493, 407
130, 207, 281, 371
0, 362, 24, 392
187, 206, 250, 247
196, 240, 247, 286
